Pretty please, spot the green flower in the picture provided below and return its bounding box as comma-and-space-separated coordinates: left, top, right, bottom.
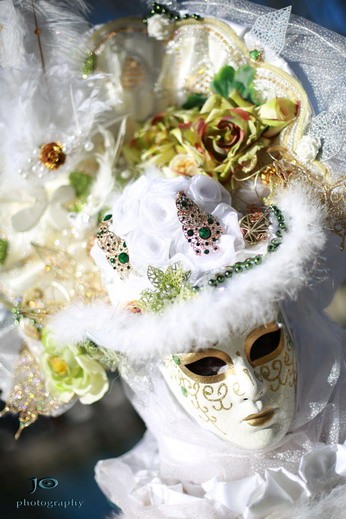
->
256, 97, 299, 138
122, 64, 298, 185
41, 331, 109, 404
195, 95, 267, 179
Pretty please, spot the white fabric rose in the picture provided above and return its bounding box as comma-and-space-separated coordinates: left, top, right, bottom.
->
97, 174, 250, 281
187, 175, 231, 212
147, 14, 173, 41
127, 230, 171, 275
111, 177, 150, 236
295, 135, 321, 163
139, 197, 180, 236
167, 154, 201, 177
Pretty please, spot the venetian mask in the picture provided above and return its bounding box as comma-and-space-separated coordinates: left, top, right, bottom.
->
161, 320, 296, 450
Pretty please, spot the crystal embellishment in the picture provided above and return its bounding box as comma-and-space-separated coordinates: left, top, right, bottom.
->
0, 348, 73, 439
96, 217, 131, 279
176, 191, 223, 255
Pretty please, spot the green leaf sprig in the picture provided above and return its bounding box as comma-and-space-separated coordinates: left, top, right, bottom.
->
211, 64, 258, 104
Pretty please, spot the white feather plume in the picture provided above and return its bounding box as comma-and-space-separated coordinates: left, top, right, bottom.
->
0, 0, 113, 190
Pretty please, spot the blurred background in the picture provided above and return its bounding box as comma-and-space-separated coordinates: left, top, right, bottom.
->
1, 1, 345, 518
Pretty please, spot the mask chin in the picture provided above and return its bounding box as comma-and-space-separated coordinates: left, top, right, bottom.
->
160, 322, 296, 450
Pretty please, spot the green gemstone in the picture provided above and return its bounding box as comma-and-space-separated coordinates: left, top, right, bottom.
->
225, 269, 233, 278
207, 217, 214, 224
110, 258, 116, 263
249, 49, 262, 61
118, 252, 129, 264
276, 230, 283, 238
254, 255, 262, 264
277, 214, 284, 222
181, 387, 188, 397
187, 229, 194, 237
235, 265, 243, 273
0, 238, 9, 265
199, 227, 211, 239
208, 279, 217, 287
103, 214, 112, 221
217, 275, 225, 283
268, 244, 277, 252
173, 355, 181, 365
279, 223, 287, 230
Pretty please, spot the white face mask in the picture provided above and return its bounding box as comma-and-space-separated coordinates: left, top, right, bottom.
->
161, 321, 296, 450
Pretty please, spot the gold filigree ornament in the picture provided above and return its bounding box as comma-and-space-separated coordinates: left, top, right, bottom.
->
257, 146, 346, 250
39, 142, 66, 170
239, 211, 270, 245
31, 242, 106, 301
12, 285, 67, 339
0, 347, 74, 439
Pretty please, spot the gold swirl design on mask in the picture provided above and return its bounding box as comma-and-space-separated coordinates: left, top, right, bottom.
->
202, 384, 232, 411
257, 340, 295, 392
232, 381, 246, 397
166, 358, 227, 435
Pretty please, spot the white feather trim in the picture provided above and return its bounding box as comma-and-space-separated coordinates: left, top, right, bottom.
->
49, 184, 327, 360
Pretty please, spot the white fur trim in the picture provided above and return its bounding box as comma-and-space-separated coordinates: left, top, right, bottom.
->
49, 184, 326, 360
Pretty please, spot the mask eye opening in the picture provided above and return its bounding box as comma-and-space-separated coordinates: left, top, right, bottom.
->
177, 348, 234, 383
245, 322, 284, 367
185, 356, 228, 377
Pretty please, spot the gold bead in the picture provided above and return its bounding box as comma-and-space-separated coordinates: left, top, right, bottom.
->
39, 142, 66, 170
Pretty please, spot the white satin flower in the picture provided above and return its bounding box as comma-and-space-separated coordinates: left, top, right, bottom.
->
212, 203, 244, 250
11, 184, 75, 232
147, 14, 173, 41
139, 196, 180, 236
102, 174, 248, 281
127, 230, 171, 275
112, 176, 151, 237
187, 175, 231, 212
295, 135, 321, 163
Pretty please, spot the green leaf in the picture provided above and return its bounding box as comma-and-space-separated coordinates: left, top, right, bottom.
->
147, 265, 164, 289
211, 65, 235, 99
182, 93, 208, 110
69, 172, 93, 199
82, 51, 96, 78
0, 238, 8, 265
233, 65, 257, 104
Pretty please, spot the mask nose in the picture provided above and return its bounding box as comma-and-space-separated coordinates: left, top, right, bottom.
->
232, 360, 266, 402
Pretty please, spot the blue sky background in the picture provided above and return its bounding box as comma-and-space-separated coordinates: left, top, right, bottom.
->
87, 0, 346, 35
